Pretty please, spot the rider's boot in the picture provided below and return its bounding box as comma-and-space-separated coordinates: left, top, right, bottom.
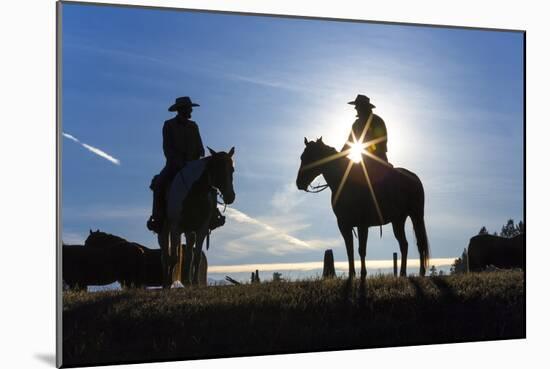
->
146, 189, 164, 234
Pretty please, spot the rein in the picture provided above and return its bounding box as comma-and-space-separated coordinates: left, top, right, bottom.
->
216, 189, 227, 212
306, 183, 329, 193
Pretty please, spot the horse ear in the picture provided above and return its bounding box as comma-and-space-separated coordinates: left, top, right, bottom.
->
319, 136, 323, 142
89, 229, 92, 235
208, 146, 217, 156
228, 147, 235, 157
304, 137, 309, 145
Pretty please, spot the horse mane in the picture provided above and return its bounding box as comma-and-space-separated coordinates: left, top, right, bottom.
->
317, 141, 338, 156
85, 230, 129, 247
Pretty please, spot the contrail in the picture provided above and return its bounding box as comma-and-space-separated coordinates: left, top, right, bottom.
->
225, 207, 327, 250
62, 132, 120, 165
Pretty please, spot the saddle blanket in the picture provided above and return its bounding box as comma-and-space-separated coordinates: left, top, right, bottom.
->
166, 159, 208, 221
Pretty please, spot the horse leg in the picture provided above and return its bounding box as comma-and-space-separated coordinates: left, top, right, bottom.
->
357, 225, 368, 280
158, 223, 170, 288
169, 223, 181, 284
199, 250, 208, 286
338, 219, 355, 279
192, 227, 209, 285
392, 218, 408, 277
183, 232, 195, 285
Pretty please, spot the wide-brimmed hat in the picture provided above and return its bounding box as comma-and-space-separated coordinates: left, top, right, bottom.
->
168, 96, 200, 112
348, 94, 375, 109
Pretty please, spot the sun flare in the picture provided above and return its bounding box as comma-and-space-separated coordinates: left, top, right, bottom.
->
347, 141, 364, 163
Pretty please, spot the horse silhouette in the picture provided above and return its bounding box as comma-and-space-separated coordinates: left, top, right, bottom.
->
85, 230, 209, 286
84, 230, 146, 287
160, 147, 235, 287
296, 138, 429, 278
467, 233, 525, 272
63, 244, 126, 290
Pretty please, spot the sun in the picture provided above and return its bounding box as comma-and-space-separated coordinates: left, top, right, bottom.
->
347, 141, 364, 163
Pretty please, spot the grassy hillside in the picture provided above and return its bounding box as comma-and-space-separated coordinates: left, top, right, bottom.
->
62, 271, 525, 367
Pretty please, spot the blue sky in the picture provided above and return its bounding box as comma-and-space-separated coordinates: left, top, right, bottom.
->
61, 3, 524, 274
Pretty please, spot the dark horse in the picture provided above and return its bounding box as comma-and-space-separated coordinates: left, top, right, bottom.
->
84, 230, 146, 287
63, 244, 127, 290
160, 147, 235, 287
467, 233, 525, 272
85, 230, 208, 286
296, 138, 430, 278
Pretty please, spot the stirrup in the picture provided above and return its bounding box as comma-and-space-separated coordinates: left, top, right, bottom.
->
210, 215, 226, 230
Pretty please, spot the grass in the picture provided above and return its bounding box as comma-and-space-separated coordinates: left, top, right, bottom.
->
62, 271, 525, 367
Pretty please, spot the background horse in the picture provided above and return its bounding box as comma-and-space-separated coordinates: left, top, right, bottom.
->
467, 233, 525, 272
85, 230, 146, 288
160, 147, 235, 287
296, 138, 430, 279
62, 244, 120, 290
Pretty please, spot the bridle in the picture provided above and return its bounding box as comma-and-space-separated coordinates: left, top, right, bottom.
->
215, 188, 227, 212
301, 145, 332, 194
206, 155, 231, 212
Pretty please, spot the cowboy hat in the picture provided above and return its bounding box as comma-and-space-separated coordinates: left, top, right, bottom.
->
168, 96, 200, 111
348, 94, 375, 109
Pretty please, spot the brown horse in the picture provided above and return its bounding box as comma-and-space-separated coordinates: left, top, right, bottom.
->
84, 230, 146, 287
85, 230, 209, 287
467, 233, 525, 272
160, 147, 235, 287
296, 138, 430, 279
62, 244, 121, 290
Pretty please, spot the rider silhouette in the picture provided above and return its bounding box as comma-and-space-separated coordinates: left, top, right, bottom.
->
147, 96, 224, 233
341, 94, 389, 163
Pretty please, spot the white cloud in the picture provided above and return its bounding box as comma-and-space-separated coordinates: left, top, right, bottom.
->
62, 132, 120, 165
218, 207, 340, 258
270, 181, 306, 214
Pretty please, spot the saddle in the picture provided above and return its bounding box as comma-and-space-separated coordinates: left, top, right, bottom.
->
166, 160, 208, 220
147, 159, 225, 234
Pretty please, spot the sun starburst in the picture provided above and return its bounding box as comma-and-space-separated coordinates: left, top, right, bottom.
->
301, 113, 388, 226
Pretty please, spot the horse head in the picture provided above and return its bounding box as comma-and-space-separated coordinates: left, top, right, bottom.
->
296, 137, 333, 191
85, 229, 106, 247
207, 146, 236, 205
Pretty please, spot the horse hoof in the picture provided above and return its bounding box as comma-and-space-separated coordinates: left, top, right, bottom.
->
170, 280, 185, 289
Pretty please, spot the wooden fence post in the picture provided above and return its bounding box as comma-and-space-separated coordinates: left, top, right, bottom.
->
393, 252, 398, 277
323, 249, 336, 278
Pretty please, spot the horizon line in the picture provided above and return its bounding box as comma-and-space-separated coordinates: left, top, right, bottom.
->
208, 258, 456, 274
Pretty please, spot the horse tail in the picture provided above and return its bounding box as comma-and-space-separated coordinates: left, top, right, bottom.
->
410, 177, 430, 276
411, 215, 430, 275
